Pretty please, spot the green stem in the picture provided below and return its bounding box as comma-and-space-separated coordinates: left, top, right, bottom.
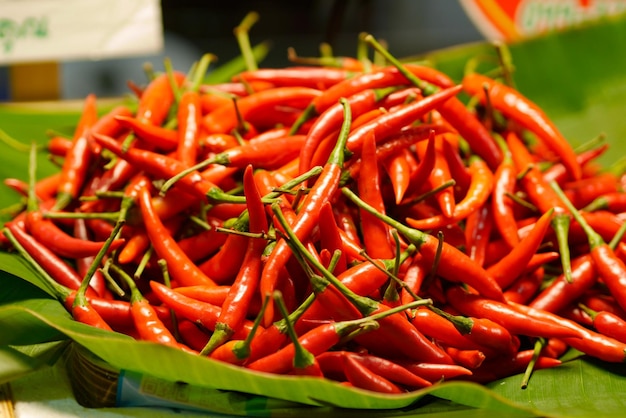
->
273, 290, 316, 370
521, 338, 545, 389
234, 12, 260, 72
552, 213, 573, 284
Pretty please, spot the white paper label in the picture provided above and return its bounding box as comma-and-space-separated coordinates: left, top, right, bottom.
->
0, 0, 164, 64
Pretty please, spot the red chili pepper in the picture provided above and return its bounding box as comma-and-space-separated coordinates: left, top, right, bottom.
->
395, 361, 473, 383
4, 222, 97, 296
445, 347, 486, 370
114, 115, 179, 151
579, 304, 626, 344
201, 165, 269, 355
357, 131, 395, 258
235, 67, 351, 89
503, 267, 545, 304
23, 210, 125, 259
176, 90, 202, 166
136, 184, 216, 287
463, 202, 492, 267
53, 94, 98, 210
563, 172, 619, 209
73, 218, 110, 298
462, 349, 562, 384
543, 143, 609, 184
136, 72, 186, 126
486, 208, 554, 289
584, 191, 626, 213
344, 187, 505, 301
511, 301, 626, 363
506, 131, 566, 214
445, 285, 582, 340
149, 281, 257, 340
463, 73, 581, 180
259, 98, 352, 326
202, 87, 321, 134
317, 201, 348, 274
341, 354, 404, 394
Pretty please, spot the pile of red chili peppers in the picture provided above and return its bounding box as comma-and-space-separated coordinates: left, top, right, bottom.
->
4, 32, 626, 396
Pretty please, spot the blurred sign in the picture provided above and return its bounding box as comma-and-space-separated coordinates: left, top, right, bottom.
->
0, 0, 163, 64
460, 0, 626, 42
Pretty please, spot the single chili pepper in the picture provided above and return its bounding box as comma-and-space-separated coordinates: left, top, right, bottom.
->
259, 98, 352, 326
199, 133, 240, 153
46, 136, 73, 157
440, 134, 472, 195
136, 183, 216, 287
579, 304, 626, 344
445, 347, 486, 370
463, 202, 492, 267
463, 72, 581, 180
529, 253, 596, 313
407, 155, 494, 229
445, 285, 582, 340
202, 86, 321, 134
486, 208, 554, 289
200, 80, 276, 97
411, 307, 500, 354
4, 222, 98, 296
200, 165, 269, 355
551, 181, 626, 313
114, 115, 179, 151
73, 218, 110, 298
381, 148, 414, 205
235, 67, 351, 89
395, 361, 473, 383
23, 210, 125, 259
491, 134, 520, 248
511, 301, 626, 363
176, 90, 202, 166
581, 292, 626, 319
343, 187, 505, 301
341, 354, 404, 394
584, 191, 626, 213
358, 131, 395, 259
53, 94, 98, 210
136, 72, 186, 126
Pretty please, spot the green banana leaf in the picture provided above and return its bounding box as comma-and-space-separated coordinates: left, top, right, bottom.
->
2, 12, 626, 418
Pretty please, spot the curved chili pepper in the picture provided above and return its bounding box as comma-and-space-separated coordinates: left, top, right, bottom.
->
464, 203, 492, 267
463, 349, 561, 384
543, 143, 609, 184
201, 165, 269, 355
491, 135, 520, 248
24, 210, 125, 259
73, 218, 110, 298
53, 94, 98, 210
136, 184, 216, 287
317, 201, 348, 274
584, 191, 626, 213
445, 285, 582, 340
503, 267, 545, 305
486, 208, 554, 289
511, 301, 626, 363
406, 155, 494, 229
463, 73, 581, 180
4, 222, 97, 296
579, 304, 626, 344
358, 131, 394, 259
341, 354, 404, 394
114, 115, 179, 151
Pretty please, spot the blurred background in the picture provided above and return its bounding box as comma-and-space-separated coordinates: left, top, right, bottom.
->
0, 0, 484, 101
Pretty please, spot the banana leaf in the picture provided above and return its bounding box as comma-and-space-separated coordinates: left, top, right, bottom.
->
2, 12, 626, 418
